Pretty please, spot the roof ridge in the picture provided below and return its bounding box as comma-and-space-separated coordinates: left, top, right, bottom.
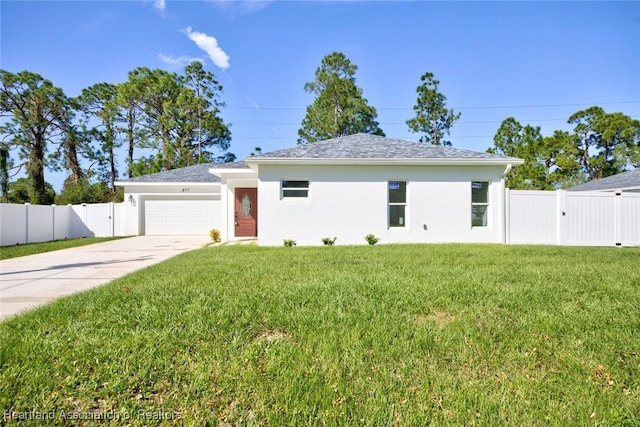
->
252, 133, 518, 161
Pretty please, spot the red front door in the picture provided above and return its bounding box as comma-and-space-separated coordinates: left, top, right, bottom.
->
235, 188, 258, 237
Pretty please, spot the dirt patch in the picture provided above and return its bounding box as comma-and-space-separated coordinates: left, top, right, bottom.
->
414, 311, 455, 328
253, 329, 288, 344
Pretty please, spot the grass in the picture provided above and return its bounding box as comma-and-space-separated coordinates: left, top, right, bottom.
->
0, 237, 127, 260
1, 244, 639, 426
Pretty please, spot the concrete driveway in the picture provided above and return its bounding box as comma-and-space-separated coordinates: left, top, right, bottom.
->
0, 235, 212, 321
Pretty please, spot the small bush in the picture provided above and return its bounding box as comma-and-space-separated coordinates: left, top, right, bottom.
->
365, 234, 380, 245
321, 237, 337, 246
209, 228, 221, 243
283, 239, 297, 247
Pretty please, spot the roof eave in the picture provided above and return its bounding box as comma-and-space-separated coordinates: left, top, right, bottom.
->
208, 167, 256, 174
114, 181, 221, 187
245, 157, 524, 166
208, 167, 258, 180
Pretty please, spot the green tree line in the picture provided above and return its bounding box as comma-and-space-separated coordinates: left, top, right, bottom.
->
299, 52, 639, 189
0, 62, 233, 204
489, 108, 640, 189
3, 52, 638, 204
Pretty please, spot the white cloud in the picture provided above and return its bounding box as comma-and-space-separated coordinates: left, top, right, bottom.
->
183, 27, 230, 70
158, 53, 205, 67
153, 0, 166, 13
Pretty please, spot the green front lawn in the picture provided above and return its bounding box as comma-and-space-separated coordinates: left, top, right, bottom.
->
0, 237, 128, 260
1, 244, 638, 425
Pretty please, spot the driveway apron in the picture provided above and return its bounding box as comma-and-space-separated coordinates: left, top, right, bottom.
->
0, 235, 211, 321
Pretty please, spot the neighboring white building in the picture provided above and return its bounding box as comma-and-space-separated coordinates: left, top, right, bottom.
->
567, 169, 640, 193
116, 134, 523, 246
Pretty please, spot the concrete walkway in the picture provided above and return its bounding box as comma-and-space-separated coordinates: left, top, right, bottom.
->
0, 235, 212, 321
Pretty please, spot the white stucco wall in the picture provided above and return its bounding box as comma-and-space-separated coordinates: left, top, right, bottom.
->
256, 164, 507, 246
120, 183, 221, 236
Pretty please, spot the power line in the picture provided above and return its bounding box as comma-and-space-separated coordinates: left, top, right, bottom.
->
225, 100, 640, 111
234, 118, 571, 126
413, 101, 640, 111
228, 134, 557, 141
230, 115, 639, 127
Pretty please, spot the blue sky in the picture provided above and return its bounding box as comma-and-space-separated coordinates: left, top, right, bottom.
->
2, 0, 639, 191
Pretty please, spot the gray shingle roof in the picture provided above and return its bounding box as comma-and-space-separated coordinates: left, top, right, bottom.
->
120, 135, 519, 184
567, 169, 640, 191
119, 160, 250, 183
210, 160, 251, 170
252, 133, 519, 161
123, 163, 222, 183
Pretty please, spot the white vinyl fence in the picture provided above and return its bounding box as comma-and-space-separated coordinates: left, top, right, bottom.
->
2, 191, 639, 247
506, 190, 640, 247
0, 203, 125, 246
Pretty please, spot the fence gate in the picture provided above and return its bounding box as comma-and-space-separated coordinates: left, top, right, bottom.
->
562, 191, 617, 246
0, 202, 125, 246
507, 190, 640, 247
618, 193, 640, 246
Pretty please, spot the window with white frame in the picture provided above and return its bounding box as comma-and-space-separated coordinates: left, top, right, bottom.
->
282, 180, 309, 198
471, 181, 489, 227
388, 181, 406, 227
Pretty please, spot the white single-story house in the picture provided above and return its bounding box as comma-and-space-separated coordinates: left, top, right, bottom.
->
567, 169, 640, 193
116, 134, 524, 246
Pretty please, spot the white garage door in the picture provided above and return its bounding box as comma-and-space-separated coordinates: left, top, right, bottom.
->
144, 197, 221, 235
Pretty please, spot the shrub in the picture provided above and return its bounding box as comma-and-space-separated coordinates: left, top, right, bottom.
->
283, 239, 297, 247
209, 228, 221, 243
321, 237, 337, 246
365, 234, 380, 245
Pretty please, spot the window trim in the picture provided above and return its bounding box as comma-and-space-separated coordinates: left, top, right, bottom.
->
471, 180, 490, 228
388, 180, 407, 228
281, 179, 310, 199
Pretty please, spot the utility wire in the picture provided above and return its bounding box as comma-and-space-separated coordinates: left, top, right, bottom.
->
230, 115, 640, 127
225, 100, 640, 111
234, 118, 574, 126
227, 134, 558, 141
